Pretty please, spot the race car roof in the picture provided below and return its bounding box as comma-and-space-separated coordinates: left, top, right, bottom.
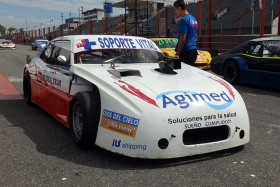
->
0, 40, 13, 43
52, 35, 162, 53
35, 39, 49, 42
251, 36, 280, 42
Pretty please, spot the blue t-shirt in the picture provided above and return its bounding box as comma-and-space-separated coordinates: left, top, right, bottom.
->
178, 14, 198, 52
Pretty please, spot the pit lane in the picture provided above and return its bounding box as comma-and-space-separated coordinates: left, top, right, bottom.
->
0, 44, 279, 186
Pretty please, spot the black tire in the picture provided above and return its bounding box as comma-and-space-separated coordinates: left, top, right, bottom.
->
23, 71, 33, 106
223, 61, 240, 84
69, 91, 101, 149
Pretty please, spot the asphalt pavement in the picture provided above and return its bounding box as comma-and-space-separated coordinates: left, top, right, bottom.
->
0, 44, 279, 187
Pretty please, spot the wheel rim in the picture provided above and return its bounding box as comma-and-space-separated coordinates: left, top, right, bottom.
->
224, 64, 236, 81
72, 102, 83, 139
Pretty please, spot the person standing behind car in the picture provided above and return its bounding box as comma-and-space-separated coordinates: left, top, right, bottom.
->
174, 0, 198, 66
166, 27, 173, 37
47, 34, 52, 41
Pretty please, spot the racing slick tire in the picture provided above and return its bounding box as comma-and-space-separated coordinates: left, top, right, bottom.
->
223, 61, 240, 84
70, 91, 101, 149
23, 71, 33, 106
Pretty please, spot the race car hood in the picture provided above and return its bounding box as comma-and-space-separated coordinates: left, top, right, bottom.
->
71, 63, 248, 159
70, 63, 237, 105
37, 44, 46, 48
161, 48, 176, 56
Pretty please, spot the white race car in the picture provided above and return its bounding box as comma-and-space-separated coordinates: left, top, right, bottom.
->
23, 35, 250, 159
0, 39, 16, 49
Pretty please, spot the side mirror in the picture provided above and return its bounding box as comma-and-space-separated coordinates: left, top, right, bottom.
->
26, 55, 31, 63
57, 55, 67, 63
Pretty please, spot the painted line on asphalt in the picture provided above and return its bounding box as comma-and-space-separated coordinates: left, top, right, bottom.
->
0, 73, 23, 100
240, 92, 257, 96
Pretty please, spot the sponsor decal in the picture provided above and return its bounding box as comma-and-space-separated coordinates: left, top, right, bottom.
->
76, 39, 97, 49
155, 73, 235, 110
190, 19, 198, 28
28, 63, 35, 68
157, 38, 178, 46
205, 119, 232, 127
98, 37, 158, 50
36, 71, 61, 87
112, 139, 147, 151
167, 111, 237, 129
100, 109, 140, 138
112, 77, 159, 107
200, 73, 235, 100
173, 112, 237, 129
113, 73, 235, 110
42, 75, 61, 87
37, 72, 48, 85
156, 90, 233, 110
76, 37, 158, 51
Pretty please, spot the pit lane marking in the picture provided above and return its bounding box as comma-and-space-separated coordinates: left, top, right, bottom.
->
7, 76, 22, 82
268, 124, 280, 128
239, 92, 256, 96
0, 73, 23, 100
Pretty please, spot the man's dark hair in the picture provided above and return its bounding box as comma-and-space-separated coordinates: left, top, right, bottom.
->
174, 0, 186, 10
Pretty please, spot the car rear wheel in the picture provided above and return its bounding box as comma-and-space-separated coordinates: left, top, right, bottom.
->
23, 71, 33, 106
70, 91, 101, 149
223, 61, 240, 84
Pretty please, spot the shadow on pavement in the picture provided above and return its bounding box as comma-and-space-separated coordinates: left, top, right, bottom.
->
0, 99, 244, 170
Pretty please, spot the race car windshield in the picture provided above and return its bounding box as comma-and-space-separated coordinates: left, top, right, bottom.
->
3, 40, 12, 43
37, 41, 49, 44
224, 41, 252, 54
76, 49, 164, 64
263, 40, 280, 57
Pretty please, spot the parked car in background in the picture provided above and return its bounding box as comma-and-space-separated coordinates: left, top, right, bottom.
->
210, 36, 280, 90
31, 39, 49, 50
0, 39, 16, 49
23, 35, 250, 159
150, 38, 212, 69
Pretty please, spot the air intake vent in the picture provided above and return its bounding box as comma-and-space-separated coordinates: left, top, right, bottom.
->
183, 126, 229, 145
108, 69, 142, 79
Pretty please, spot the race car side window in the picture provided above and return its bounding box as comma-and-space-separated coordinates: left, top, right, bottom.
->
50, 41, 71, 66
40, 43, 52, 63
271, 46, 280, 57
247, 42, 263, 57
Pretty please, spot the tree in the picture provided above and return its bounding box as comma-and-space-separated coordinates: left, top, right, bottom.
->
0, 24, 6, 35
7, 27, 17, 34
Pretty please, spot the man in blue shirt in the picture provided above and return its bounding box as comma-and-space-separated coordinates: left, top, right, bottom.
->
174, 0, 198, 66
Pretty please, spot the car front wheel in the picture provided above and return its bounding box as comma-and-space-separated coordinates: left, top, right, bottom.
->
70, 91, 101, 149
23, 71, 33, 106
223, 61, 240, 84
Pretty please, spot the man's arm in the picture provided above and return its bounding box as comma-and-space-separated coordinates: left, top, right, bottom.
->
175, 32, 186, 56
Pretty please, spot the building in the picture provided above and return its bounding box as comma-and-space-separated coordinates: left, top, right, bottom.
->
83, 8, 104, 22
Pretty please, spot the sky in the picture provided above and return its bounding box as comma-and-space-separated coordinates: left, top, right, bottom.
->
0, 0, 125, 30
